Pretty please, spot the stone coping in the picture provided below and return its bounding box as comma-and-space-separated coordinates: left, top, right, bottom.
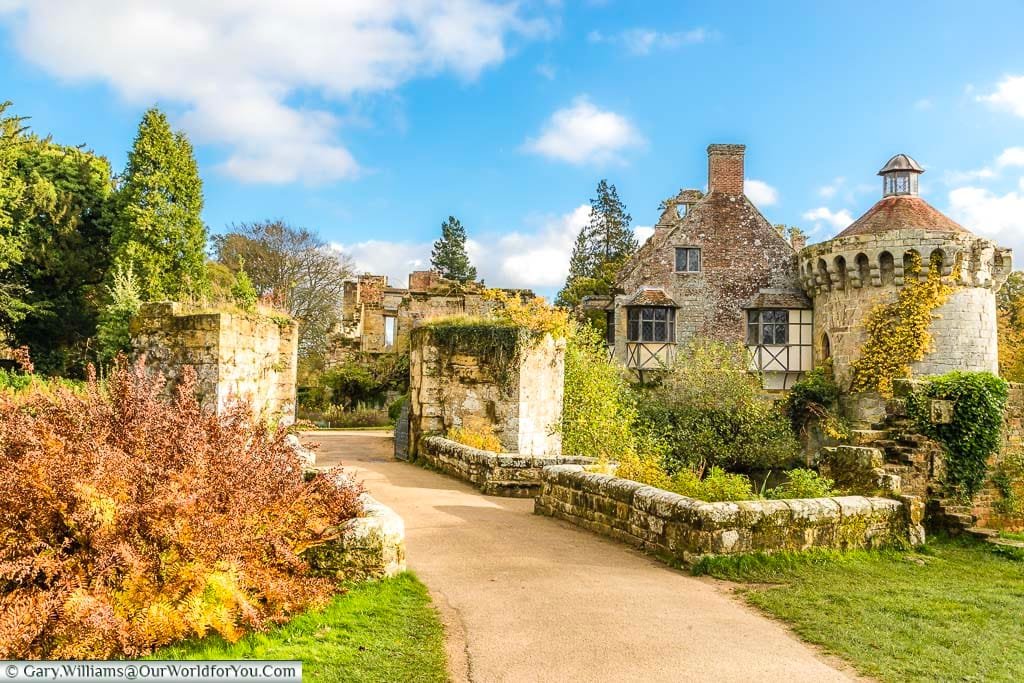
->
536, 465, 924, 564
417, 436, 595, 497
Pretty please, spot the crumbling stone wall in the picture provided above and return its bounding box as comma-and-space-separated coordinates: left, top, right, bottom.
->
131, 302, 298, 421
535, 465, 923, 564
409, 329, 564, 457
331, 272, 529, 361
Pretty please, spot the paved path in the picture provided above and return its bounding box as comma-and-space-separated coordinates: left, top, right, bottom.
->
310, 431, 858, 683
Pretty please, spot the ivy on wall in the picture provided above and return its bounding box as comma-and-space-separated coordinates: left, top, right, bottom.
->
851, 252, 956, 396
906, 371, 1009, 499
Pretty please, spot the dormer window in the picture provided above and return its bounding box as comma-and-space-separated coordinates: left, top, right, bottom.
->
675, 247, 701, 273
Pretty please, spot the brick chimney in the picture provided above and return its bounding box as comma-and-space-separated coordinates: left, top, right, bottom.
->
707, 144, 745, 195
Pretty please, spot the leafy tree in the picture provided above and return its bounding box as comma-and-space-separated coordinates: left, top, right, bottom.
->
0, 103, 32, 330
998, 271, 1024, 381
556, 180, 637, 310
108, 107, 207, 301
96, 264, 142, 364
430, 216, 477, 283
0, 102, 116, 374
212, 220, 355, 358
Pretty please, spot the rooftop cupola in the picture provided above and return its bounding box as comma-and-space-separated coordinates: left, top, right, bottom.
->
878, 153, 924, 197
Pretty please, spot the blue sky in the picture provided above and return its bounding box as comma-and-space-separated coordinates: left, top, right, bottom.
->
2, 1, 1023, 298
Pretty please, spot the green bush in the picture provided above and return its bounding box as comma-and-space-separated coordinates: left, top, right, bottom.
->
784, 364, 848, 441
906, 371, 1009, 499
388, 394, 409, 422
562, 324, 639, 460
636, 340, 800, 472
766, 468, 836, 500
313, 353, 409, 410
0, 368, 33, 392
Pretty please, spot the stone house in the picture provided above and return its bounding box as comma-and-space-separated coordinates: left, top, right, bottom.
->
604, 145, 1012, 393
604, 144, 812, 389
328, 270, 532, 363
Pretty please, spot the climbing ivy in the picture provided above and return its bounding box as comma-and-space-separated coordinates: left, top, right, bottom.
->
906, 371, 1009, 499
851, 252, 957, 396
412, 317, 526, 387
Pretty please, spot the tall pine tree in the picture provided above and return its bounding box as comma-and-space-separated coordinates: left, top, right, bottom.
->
431, 215, 477, 283
556, 179, 637, 308
108, 107, 208, 301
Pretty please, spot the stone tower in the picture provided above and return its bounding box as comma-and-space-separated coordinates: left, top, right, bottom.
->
799, 154, 1013, 400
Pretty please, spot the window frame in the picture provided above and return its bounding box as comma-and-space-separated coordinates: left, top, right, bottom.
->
674, 246, 701, 273
746, 309, 789, 346
626, 306, 676, 343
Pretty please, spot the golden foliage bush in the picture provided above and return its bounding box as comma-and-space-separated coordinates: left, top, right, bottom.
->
851, 252, 956, 396
0, 360, 362, 659
447, 417, 503, 453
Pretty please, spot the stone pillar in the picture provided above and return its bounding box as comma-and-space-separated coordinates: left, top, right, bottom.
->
409, 326, 565, 457
130, 302, 298, 423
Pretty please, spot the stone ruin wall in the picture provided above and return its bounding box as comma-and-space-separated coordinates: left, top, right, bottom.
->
800, 229, 1011, 392
409, 331, 564, 457
332, 273, 506, 361
130, 302, 298, 421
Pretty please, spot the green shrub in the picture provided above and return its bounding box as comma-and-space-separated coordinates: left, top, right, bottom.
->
562, 324, 639, 461
906, 371, 1009, 499
96, 264, 142, 364
766, 468, 836, 499
0, 368, 33, 392
388, 394, 409, 422
784, 364, 848, 441
637, 340, 800, 472
229, 266, 258, 312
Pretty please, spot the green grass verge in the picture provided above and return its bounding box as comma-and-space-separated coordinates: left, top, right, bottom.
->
152, 573, 446, 683
694, 538, 1024, 682
998, 529, 1024, 542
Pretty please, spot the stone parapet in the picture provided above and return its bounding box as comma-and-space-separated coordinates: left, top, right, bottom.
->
534, 465, 924, 564
418, 436, 594, 497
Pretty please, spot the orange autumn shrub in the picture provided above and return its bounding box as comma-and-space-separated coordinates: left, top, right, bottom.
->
0, 359, 362, 659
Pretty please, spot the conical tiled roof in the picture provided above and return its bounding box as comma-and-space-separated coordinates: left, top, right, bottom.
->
835, 195, 968, 239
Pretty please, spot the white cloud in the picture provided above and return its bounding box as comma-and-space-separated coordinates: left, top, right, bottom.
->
619, 28, 709, 56
914, 98, 933, 110
947, 186, 1024, 252
943, 146, 1024, 185
524, 96, 643, 165
334, 204, 592, 294
996, 146, 1024, 168
330, 240, 430, 288
745, 179, 778, 206
818, 177, 844, 199
802, 207, 853, 232
0, 1, 550, 184
536, 63, 557, 80
481, 204, 591, 289
634, 225, 655, 244
978, 75, 1024, 117
588, 26, 711, 55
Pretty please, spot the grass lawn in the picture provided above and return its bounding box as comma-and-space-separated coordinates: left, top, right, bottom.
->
694, 538, 1024, 682
998, 529, 1024, 542
153, 573, 446, 683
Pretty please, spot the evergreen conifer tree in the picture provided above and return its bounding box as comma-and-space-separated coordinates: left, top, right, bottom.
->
430, 216, 477, 283
108, 107, 208, 300
556, 180, 637, 309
